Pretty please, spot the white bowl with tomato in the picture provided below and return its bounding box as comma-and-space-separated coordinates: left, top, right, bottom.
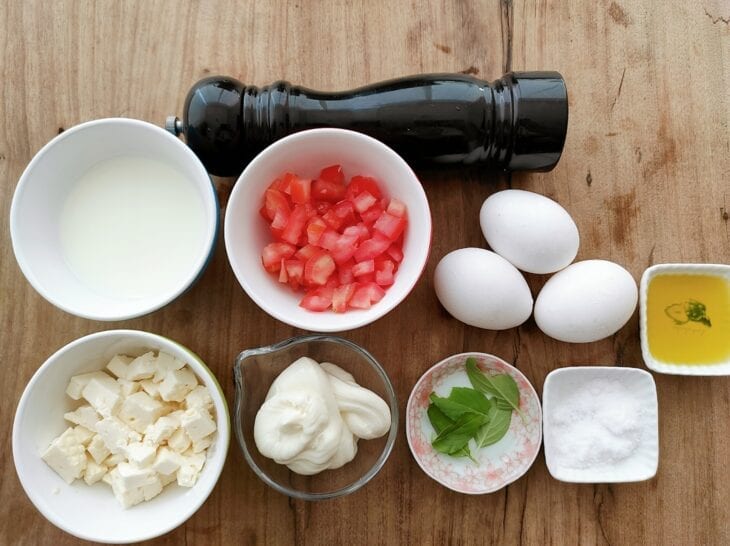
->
224, 128, 432, 332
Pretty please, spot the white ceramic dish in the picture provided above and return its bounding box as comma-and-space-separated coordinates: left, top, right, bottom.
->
406, 353, 542, 494
543, 366, 658, 483
640, 263, 730, 375
10, 118, 219, 321
12, 330, 230, 544
224, 128, 432, 333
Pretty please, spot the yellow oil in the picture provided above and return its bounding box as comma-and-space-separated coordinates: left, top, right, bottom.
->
647, 274, 730, 364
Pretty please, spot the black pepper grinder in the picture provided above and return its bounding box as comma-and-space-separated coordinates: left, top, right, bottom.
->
166, 71, 568, 178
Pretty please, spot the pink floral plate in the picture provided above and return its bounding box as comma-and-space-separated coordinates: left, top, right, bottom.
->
406, 352, 542, 494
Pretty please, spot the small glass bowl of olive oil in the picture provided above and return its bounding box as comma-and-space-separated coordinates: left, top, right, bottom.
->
640, 264, 730, 375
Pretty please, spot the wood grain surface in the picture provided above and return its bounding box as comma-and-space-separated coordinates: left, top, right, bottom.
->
1, 0, 729, 544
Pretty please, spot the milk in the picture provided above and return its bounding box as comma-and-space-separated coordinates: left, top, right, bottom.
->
60, 156, 208, 299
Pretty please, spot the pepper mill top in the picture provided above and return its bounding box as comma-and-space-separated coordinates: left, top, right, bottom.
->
167, 71, 568, 178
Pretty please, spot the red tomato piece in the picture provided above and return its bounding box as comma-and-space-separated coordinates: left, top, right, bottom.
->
299, 286, 334, 312
306, 216, 327, 245
304, 252, 336, 286
264, 189, 291, 223
359, 204, 383, 226
319, 164, 345, 185
373, 211, 406, 241
354, 231, 391, 262
375, 259, 395, 286
312, 179, 346, 203
285, 259, 304, 290
322, 208, 343, 231
280, 173, 298, 194
386, 198, 407, 218
353, 191, 378, 214
363, 282, 386, 303
352, 260, 375, 277
315, 201, 332, 215
338, 259, 355, 284
295, 244, 319, 261
268, 177, 286, 192
346, 176, 382, 200
281, 205, 308, 245
332, 283, 356, 313
348, 284, 372, 309
262, 242, 296, 273
331, 232, 359, 264
333, 200, 357, 227
317, 229, 340, 251
278, 259, 288, 283
289, 176, 312, 204
343, 223, 370, 243
386, 243, 404, 263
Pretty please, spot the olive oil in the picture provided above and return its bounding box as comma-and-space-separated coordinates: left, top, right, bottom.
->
646, 274, 730, 364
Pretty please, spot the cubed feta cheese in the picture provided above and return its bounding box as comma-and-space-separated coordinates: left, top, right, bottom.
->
176, 450, 206, 488
106, 354, 132, 379
108, 468, 145, 509
159, 471, 177, 486
152, 447, 181, 475
144, 415, 180, 445
139, 379, 161, 400
64, 405, 100, 430
184, 385, 214, 411
83, 457, 107, 485
104, 452, 126, 467
73, 425, 95, 446
116, 378, 140, 397
87, 434, 111, 465
142, 475, 163, 502
180, 407, 217, 442
167, 428, 191, 453
102, 471, 113, 486
41, 428, 87, 484
126, 351, 156, 381
115, 462, 158, 490
66, 371, 112, 400
192, 433, 215, 454
125, 442, 157, 467
118, 391, 165, 434
95, 416, 141, 454
158, 367, 198, 402
82, 375, 122, 417
153, 351, 185, 382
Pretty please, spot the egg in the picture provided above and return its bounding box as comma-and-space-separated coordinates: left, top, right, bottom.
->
479, 189, 579, 274
434, 248, 533, 330
534, 260, 638, 343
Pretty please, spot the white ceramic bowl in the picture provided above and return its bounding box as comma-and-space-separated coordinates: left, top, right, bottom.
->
543, 366, 658, 483
12, 330, 230, 544
10, 118, 219, 321
406, 353, 542, 494
224, 128, 431, 332
640, 263, 730, 375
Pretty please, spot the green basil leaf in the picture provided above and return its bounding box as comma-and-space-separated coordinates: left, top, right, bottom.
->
427, 404, 478, 462
466, 358, 525, 421
475, 406, 512, 448
431, 412, 486, 455
429, 387, 491, 421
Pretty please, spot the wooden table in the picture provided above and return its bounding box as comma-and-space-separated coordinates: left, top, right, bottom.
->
1, 1, 729, 544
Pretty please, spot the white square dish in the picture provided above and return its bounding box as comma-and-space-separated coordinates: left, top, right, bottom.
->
543, 366, 658, 483
640, 263, 730, 376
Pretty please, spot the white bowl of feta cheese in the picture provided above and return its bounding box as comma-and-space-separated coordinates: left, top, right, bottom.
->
12, 329, 230, 544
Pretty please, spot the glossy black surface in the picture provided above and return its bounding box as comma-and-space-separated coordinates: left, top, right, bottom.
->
179, 72, 568, 177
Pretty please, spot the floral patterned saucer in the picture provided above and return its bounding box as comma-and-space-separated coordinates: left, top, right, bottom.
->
406, 352, 542, 494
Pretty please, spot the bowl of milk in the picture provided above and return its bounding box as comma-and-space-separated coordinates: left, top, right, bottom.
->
10, 118, 218, 320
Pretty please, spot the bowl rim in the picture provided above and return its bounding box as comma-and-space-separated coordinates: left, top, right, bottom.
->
223, 127, 432, 333
639, 263, 730, 376
233, 334, 399, 500
542, 365, 659, 483
9, 117, 219, 321
12, 329, 231, 543
405, 351, 543, 495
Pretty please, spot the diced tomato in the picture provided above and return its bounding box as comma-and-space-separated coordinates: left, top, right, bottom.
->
264, 189, 291, 223
352, 191, 377, 214
332, 283, 356, 313
306, 216, 327, 245
363, 282, 386, 303
262, 242, 296, 273
315, 201, 332, 215
330, 232, 359, 264
358, 272, 375, 283
359, 204, 383, 226
349, 284, 372, 309
373, 211, 406, 241
343, 223, 370, 243
338, 259, 355, 284
295, 244, 319, 261
354, 231, 391, 262
333, 200, 357, 227
346, 176, 382, 199
289, 176, 311, 204
322, 208, 343, 230
304, 252, 336, 286
312, 179, 346, 202
386, 243, 404, 263
285, 259, 304, 290
281, 205, 308, 245
375, 258, 395, 286
352, 260, 375, 277
278, 259, 288, 283
386, 198, 407, 218
316, 229, 340, 251
300, 287, 334, 312
319, 164, 345, 185
268, 177, 287, 192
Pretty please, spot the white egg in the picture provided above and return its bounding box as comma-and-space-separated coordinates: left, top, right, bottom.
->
479, 189, 579, 274
534, 260, 638, 343
434, 248, 533, 330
